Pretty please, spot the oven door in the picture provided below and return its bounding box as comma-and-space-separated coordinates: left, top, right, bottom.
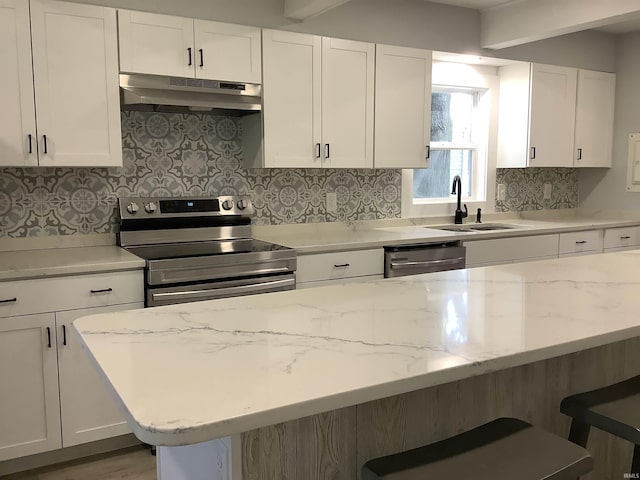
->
147, 273, 296, 307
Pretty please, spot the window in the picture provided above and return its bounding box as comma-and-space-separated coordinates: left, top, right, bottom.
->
414, 89, 477, 200
401, 61, 497, 218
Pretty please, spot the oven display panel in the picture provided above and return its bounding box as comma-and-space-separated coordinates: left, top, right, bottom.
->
160, 199, 220, 213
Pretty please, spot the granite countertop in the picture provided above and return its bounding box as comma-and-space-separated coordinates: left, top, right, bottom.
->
0, 246, 145, 281
253, 210, 640, 254
75, 250, 640, 446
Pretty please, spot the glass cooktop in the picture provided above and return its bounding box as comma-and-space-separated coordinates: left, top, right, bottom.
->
126, 239, 293, 261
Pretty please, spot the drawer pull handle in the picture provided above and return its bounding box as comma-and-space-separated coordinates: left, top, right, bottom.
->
333, 263, 350, 268
90, 288, 113, 294
575, 240, 588, 244
0, 297, 17, 304
620, 236, 632, 240
62, 325, 67, 346
46, 327, 52, 349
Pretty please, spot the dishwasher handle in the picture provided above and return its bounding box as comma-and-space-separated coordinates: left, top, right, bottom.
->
390, 257, 465, 269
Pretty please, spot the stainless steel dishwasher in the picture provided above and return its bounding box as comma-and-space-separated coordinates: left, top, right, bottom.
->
384, 241, 466, 278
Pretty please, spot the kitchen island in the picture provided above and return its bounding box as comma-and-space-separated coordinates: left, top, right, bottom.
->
74, 250, 640, 479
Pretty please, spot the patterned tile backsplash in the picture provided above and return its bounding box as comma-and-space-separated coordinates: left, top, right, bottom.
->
0, 112, 401, 237
495, 168, 578, 212
0, 111, 578, 238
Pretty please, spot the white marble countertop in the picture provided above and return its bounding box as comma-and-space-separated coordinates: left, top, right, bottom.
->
0, 246, 145, 281
254, 210, 640, 254
75, 250, 640, 446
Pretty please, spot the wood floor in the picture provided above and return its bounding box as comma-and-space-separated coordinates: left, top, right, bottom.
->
2, 447, 156, 480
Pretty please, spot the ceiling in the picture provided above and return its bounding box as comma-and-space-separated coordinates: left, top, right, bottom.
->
427, 0, 640, 35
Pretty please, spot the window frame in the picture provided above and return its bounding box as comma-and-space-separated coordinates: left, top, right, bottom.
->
402, 62, 499, 219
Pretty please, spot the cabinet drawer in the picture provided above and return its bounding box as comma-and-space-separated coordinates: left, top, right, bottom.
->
0, 270, 143, 318
604, 226, 640, 250
297, 249, 383, 283
558, 230, 603, 255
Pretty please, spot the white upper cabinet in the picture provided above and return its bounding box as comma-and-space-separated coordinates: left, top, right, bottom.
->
497, 63, 614, 169
0, 0, 122, 168
574, 70, 616, 168
194, 20, 261, 83
259, 30, 374, 169
118, 10, 261, 83
0, 0, 37, 167
528, 63, 577, 167
260, 30, 321, 168
321, 37, 374, 169
31, 0, 122, 167
118, 10, 194, 78
374, 44, 432, 169
497, 63, 577, 168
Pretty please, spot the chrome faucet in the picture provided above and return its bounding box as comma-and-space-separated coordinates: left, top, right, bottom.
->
451, 175, 468, 224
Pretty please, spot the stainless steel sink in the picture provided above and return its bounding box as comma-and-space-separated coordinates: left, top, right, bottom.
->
430, 223, 519, 232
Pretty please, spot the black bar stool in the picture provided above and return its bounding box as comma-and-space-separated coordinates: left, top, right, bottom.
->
362, 417, 593, 479
561, 374, 640, 475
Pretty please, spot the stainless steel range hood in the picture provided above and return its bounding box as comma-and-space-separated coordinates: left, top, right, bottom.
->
120, 74, 262, 116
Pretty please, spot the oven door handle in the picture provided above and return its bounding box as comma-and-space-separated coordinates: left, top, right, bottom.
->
151, 278, 295, 302
390, 257, 465, 269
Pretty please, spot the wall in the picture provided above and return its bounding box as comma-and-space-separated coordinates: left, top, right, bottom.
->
0, 112, 401, 237
66, 0, 616, 71
579, 31, 640, 210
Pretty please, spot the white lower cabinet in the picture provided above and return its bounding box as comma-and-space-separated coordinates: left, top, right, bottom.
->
0, 270, 143, 461
465, 234, 559, 268
558, 230, 603, 257
57, 304, 141, 448
0, 313, 61, 461
603, 226, 640, 252
296, 249, 384, 288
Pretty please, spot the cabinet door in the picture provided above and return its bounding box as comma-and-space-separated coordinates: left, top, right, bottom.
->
574, 70, 615, 168
0, 0, 37, 167
56, 303, 142, 447
194, 20, 260, 83
374, 44, 432, 169
322, 37, 374, 168
262, 30, 322, 168
0, 313, 61, 461
118, 10, 195, 79
465, 234, 559, 267
528, 64, 577, 167
30, 0, 122, 167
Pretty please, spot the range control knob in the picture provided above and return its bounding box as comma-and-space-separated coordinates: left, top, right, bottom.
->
221, 199, 234, 211
126, 202, 139, 214
144, 202, 157, 214
237, 199, 249, 210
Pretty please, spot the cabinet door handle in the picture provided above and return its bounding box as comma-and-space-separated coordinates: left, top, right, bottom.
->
530, 146, 536, 159
90, 288, 113, 294
620, 236, 632, 240
577, 148, 582, 161
28, 134, 32, 154
0, 297, 17, 304
188, 47, 192, 66
43, 135, 48, 154
62, 325, 67, 346
426, 145, 430, 160
46, 327, 52, 348
199, 48, 204, 67
324, 143, 330, 159
575, 240, 588, 244
333, 263, 350, 268
315, 143, 321, 159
